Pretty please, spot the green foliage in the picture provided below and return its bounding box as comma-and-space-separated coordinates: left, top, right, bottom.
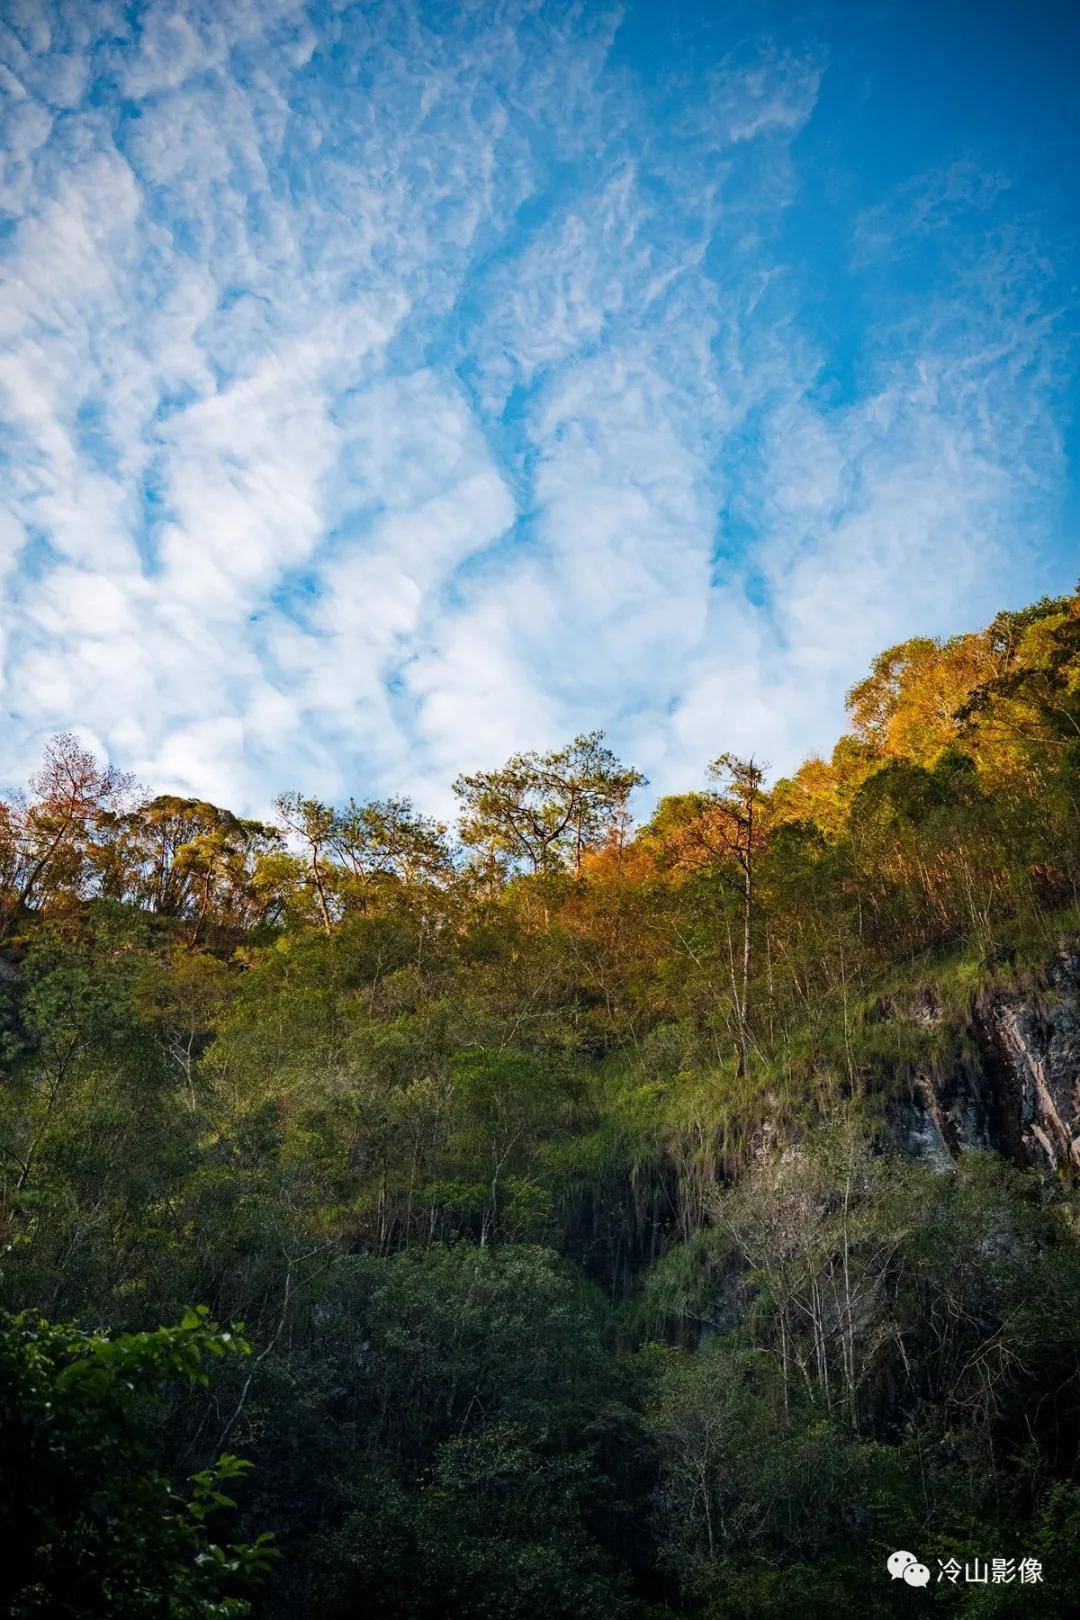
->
454, 730, 644, 874
316, 1426, 630, 1620
295, 1242, 616, 1462
0, 1308, 275, 1618
0, 592, 1079, 1614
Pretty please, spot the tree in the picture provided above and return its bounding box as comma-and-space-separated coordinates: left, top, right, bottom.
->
110, 796, 281, 931
641, 755, 768, 1076
0, 733, 133, 938
275, 794, 338, 934
0, 590, 1078, 1619
454, 732, 644, 877
844, 633, 990, 765
316, 1426, 630, 1620
290, 1244, 631, 1619
135, 943, 235, 1109
0, 1308, 276, 1619
958, 599, 1080, 758
331, 797, 451, 900
647, 1333, 894, 1605
702, 754, 768, 1075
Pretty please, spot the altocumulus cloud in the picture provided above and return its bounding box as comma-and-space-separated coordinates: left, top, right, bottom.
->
0, 0, 1076, 814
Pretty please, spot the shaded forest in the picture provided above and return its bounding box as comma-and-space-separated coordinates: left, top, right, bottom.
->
2, 586, 1080, 1618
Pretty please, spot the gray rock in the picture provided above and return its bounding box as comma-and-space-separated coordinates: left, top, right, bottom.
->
887, 947, 1080, 1174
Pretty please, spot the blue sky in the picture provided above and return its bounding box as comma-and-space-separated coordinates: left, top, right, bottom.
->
0, 0, 1076, 815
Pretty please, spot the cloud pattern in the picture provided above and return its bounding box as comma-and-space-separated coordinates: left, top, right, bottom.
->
0, 0, 1075, 813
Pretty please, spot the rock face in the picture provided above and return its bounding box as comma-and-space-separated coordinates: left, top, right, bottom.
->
887, 950, 1080, 1173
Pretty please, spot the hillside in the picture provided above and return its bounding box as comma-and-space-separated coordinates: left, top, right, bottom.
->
1, 586, 1079, 1618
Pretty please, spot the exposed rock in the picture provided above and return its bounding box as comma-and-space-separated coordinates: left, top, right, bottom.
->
887, 948, 1080, 1174
887, 1060, 993, 1169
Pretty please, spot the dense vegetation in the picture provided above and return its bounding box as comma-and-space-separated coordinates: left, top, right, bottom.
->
1, 587, 1079, 1617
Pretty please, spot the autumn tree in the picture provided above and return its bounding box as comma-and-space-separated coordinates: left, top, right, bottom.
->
844, 634, 989, 765
648, 755, 768, 1075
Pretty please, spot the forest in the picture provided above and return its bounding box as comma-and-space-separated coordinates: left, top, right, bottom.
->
1, 585, 1079, 1618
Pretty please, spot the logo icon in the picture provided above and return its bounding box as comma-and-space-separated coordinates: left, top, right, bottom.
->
887, 1551, 930, 1587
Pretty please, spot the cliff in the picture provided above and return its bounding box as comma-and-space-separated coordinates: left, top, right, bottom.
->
887, 946, 1080, 1173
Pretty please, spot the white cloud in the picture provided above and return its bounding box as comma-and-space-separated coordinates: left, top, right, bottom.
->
0, 4, 1072, 820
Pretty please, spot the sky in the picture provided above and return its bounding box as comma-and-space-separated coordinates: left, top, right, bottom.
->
0, 0, 1077, 818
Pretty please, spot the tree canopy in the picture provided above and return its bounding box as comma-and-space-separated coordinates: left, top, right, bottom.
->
1, 586, 1079, 1615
